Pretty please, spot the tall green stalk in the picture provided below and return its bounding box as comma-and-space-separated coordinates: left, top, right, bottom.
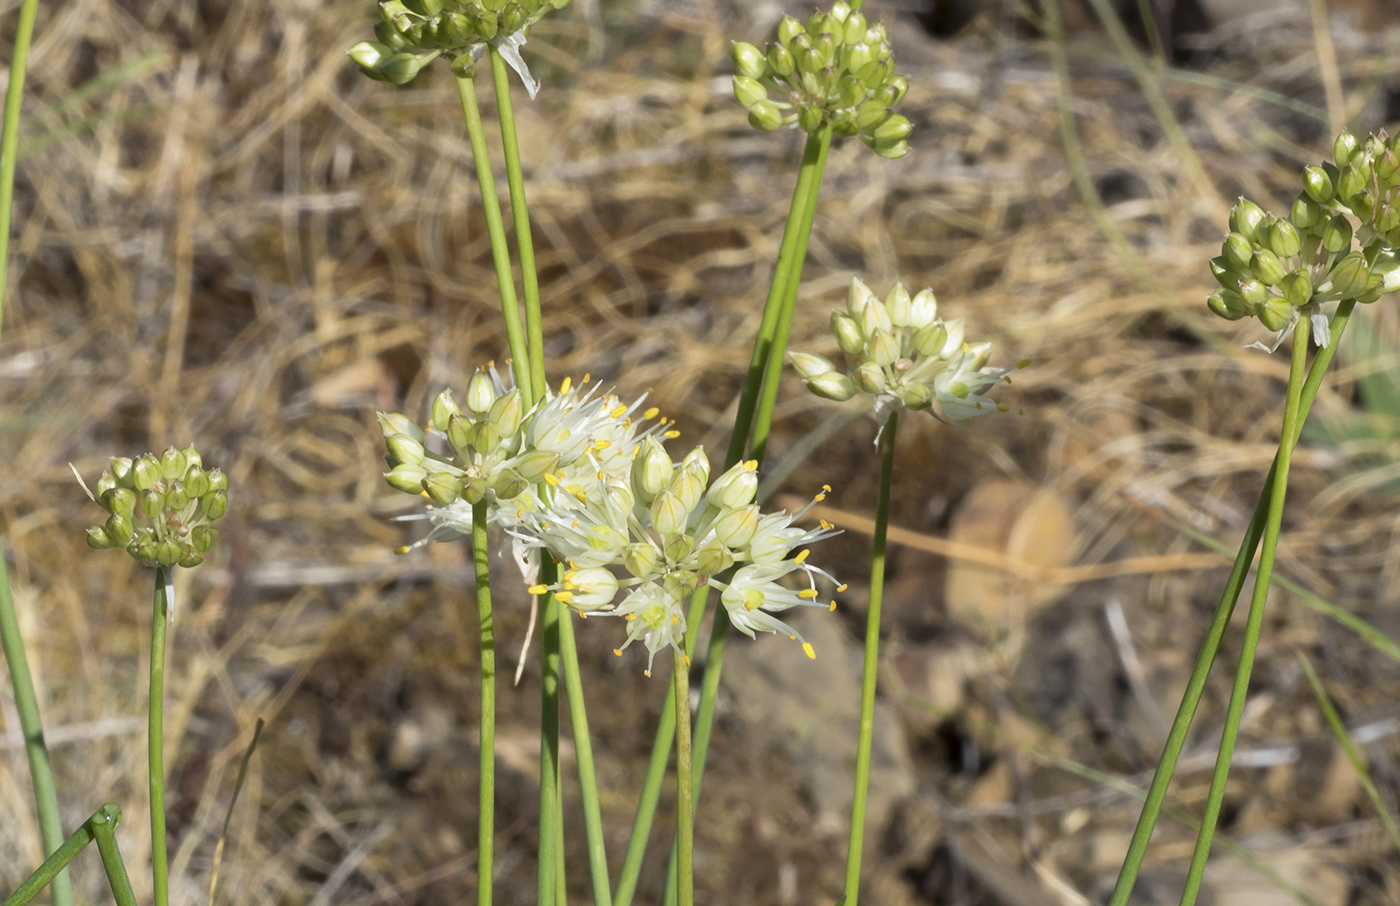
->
149, 568, 171, 906
0, 4, 74, 904
616, 127, 833, 906
558, 609, 613, 906
1107, 302, 1355, 906
454, 73, 533, 403
1176, 329, 1310, 906
471, 502, 496, 906
672, 651, 693, 906
842, 409, 896, 906
537, 563, 561, 906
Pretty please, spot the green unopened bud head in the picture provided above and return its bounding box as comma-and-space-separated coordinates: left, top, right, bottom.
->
790, 351, 837, 381
748, 99, 783, 131
488, 388, 523, 438
1329, 250, 1371, 298
386, 432, 426, 467
430, 391, 459, 433
1292, 192, 1323, 230
624, 541, 659, 578
1303, 165, 1333, 204
768, 42, 795, 76
831, 311, 865, 354
1236, 278, 1269, 307
853, 361, 886, 394
1280, 269, 1313, 308
650, 489, 689, 535
86, 525, 115, 550
348, 41, 393, 73
105, 513, 135, 547
165, 481, 190, 512
490, 468, 528, 501
1334, 129, 1359, 166
1223, 232, 1255, 270
855, 102, 890, 133
797, 103, 824, 133
707, 461, 758, 509
908, 289, 937, 327
1322, 214, 1353, 253
1228, 198, 1267, 242
884, 283, 912, 326
866, 328, 900, 366
696, 539, 735, 578
386, 463, 429, 494
192, 525, 219, 554
466, 370, 496, 414
380, 52, 433, 85
732, 41, 767, 80
139, 489, 164, 520
1250, 249, 1287, 286
1339, 162, 1368, 203
806, 371, 857, 401
1265, 218, 1302, 259
1206, 289, 1248, 320
778, 15, 804, 46
912, 322, 948, 357
631, 436, 674, 500
153, 539, 180, 568
184, 467, 211, 499
423, 470, 463, 506
1256, 297, 1292, 332
733, 76, 767, 109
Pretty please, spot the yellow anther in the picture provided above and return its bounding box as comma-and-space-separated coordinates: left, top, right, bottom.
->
583, 373, 591, 382
815, 493, 826, 502
574, 491, 587, 503
544, 473, 560, 487
610, 405, 627, 418
820, 519, 834, 530
789, 634, 797, 640
822, 484, 832, 494
975, 402, 983, 409
395, 545, 412, 555
798, 589, 818, 599
802, 642, 816, 660
795, 549, 810, 564
963, 342, 971, 352
556, 592, 574, 603
571, 519, 581, 528
828, 601, 837, 612
664, 430, 680, 439
644, 669, 652, 677
594, 439, 612, 450
626, 614, 637, 621
671, 614, 679, 624
684, 655, 691, 666
560, 376, 572, 394
744, 460, 758, 471
613, 648, 623, 657
528, 584, 548, 595
631, 447, 640, 460
644, 407, 659, 420
837, 583, 849, 592
579, 612, 588, 619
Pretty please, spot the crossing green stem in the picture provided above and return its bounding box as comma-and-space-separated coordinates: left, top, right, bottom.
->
90, 805, 138, 906
454, 73, 533, 405
471, 502, 496, 905
150, 568, 171, 906
487, 47, 546, 401
559, 609, 613, 905
843, 409, 897, 906
1108, 302, 1354, 906
618, 127, 833, 906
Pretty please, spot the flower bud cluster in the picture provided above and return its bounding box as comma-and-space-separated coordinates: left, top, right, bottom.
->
348, 0, 568, 84
518, 443, 844, 675
1208, 131, 1400, 342
85, 446, 227, 569
730, 1, 911, 157
791, 278, 1025, 426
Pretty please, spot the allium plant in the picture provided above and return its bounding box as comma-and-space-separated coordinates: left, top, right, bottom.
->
790, 279, 1021, 905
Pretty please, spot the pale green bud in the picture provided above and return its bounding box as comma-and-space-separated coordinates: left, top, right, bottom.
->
1292, 192, 1323, 231
899, 380, 932, 409
829, 1, 851, 22
1322, 214, 1353, 253
873, 114, 912, 143
733, 76, 768, 109
912, 322, 948, 357
650, 489, 689, 535
1250, 249, 1287, 286
430, 391, 459, 433
1351, 188, 1375, 222
205, 490, 228, 521
513, 449, 560, 481
1223, 232, 1254, 271
208, 469, 228, 493
858, 298, 892, 338
732, 41, 767, 79
1303, 166, 1333, 204
713, 504, 760, 548
103, 487, 137, 518
1334, 130, 1359, 166
681, 445, 710, 480
831, 311, 865, 354
155, 539, 182, 568
461, 476, 489, 505
466, 370, 496, 414
790, 351, 837, 381
880, 74, 909, 106
166, 481, 190, 512
139, 489, 163, 520
1228, 198, 1267, 242
1377, 202, 1400, 235
386, 432, 426, 466
1338, 162, 1367, 203
871, 139, 910, 160
807, 371, 857, 401
178, 552, 203, 569
487, 389, 523, 440
110, 457, 135, 488
386, 463, 428, 494
184, 467, 211, 499
940, 318, 966, 356
1206, 288, 1248, 320
1266, 218, 1301, 259
777, 15, 804, 46
797, 104, 824, 133
86, 525, 115, 550
348, 41, 393, 72
707, 461, 758, 509
908, 289, 937, 327
423, 471, 463, 505
847, 277, 876, 320
866, 328, 900, 366
624, 541, 659, 578
748, 100, 783, 131
1329, 251, 1371, 298
378, 52, 433, 85
106, 513, 135, 547
853, 361, 886, 394
1236, 278, 1268, 307
631, 436, 674, 501
768, 43, 795, 77
885, 283, 912, 326
490, 468, 528, 501
663, 532, 693, 564
696, 539, 735, 578
1258, 297, 1293, 332
161, 447, 186, 481
1280, 270, 1313, 308
192, 525, 219, 554
843, 10, 868, 43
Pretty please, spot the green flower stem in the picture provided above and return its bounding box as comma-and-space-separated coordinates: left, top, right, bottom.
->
1108, 300, 1355, 906
1176, 327, 1310, 906
0, 555, 73, 906
673, 651, 694, 906
487, 47, 545, 401
89, 805, 138, 906
617, 127, 833, 906
1, 806, 97, 906
470, 502, 496, 906
843, 409, 897, 906
0, 3, 74, 903
558, 609, 613, 906
150, 568, 171, 906
537, 559, 562, 906
454, 73, 533, 406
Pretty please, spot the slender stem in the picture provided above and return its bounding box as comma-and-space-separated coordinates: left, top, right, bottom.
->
488, 47, 545, 401
750, 126, 832, 465
621, 127, 835, 906
558, 608, 613, 905
1, 807, 97, 906
0, 0, 38, 342
150, 568, 171, 906
0, 553, 73, 906
453, 73, 533, 406
1176, 329, 1310, 906
89, 804, 138, 906
843, 410, 897, 905
471, 502, 496, 906
672, 651, 693, 906
1108, 301, 1355, 906
537, 560, 561, 905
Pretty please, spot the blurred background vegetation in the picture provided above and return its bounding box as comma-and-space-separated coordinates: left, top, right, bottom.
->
3, 0, 1400, 903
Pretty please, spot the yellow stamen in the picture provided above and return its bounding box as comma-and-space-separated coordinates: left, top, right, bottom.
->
837, 583, 849, 592
643, 407, 659, 420
683, 655, 691, 666
820, 519, 834, 530
594, 439, 612, 450
626, 614, 636, 621
744, 460, 758, 471
395, 545, 411, 555
828, 601, 837, 612
579, 613, 588, 619
644, 669, 652, 678
544, 473, 560, 487
794, 549, 810, 564
560, 376, 572, 394
555, 592, 574, 603
664, 430, 680, 439
609, 405, 627, 418
798, 589, 817, 599
582, 373, 591, 382
613, 648, 623, 657
802, 642, 816, 660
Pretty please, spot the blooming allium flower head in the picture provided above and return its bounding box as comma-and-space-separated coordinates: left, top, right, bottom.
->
790, 278, 1027, 432
85, 445, 227, 569
730, 1, 911, 158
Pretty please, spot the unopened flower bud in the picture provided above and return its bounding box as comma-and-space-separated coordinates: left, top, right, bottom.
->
430, 391, 459, 433
103, 487, 137, 518
1266, 219, 1301, 259
885, 283, 912, 326
767, 43, 795, 76
866, 328, 900, 366
466, 370, 496, 414
386, 463, 428, 494
386, 432, 426, 466
631, 436, 674, 501
490, 468, 528, 501
1236, 278, 1269, 307
1257, 297, 1293, 332
86, 525, 115, 550
777, 15, 804, 46
1206, 289, 1248, 320
748, 100, 783, 131
732, 41, 767, 79
797, 104, 824, 133
651, 489, 690, 535
106, 513, 135, 546
807, 371, 857, 401
1280, 269, 1314, 308
205, 490, 228, 521
624, 541, 659, 578
1329, 251, 1371, 298
423, 470, 464, 505
1322, 214, 1353, 253
790, 352, 837, 381
714, 504, 760, 548
696, 539, 734, 577
707, 461, 758, 509
853, 361, 886, 394
1250, 249, 1287, 286
155, 539, 182, 568
1302, 165, 1334, 204
733, 76, 767, 109
1334, 130, 1359, 166
1223, 232, 1254, 270
912, 322, 948, 357
1291, 192, 1323, 230
831, 311, 865, 354
513, 449, 560, 481
1228, 198, 1267, 242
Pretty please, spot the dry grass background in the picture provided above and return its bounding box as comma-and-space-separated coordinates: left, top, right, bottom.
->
2, 0, 1400, 903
